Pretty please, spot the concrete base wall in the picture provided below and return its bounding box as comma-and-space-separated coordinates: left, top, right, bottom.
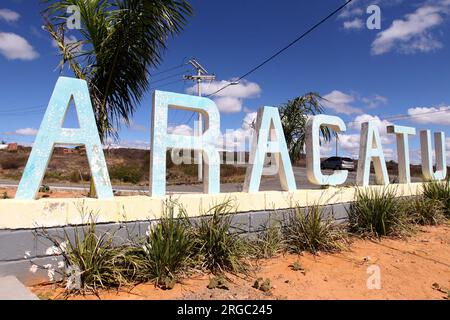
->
0, 202, 351, 285
0, 183, 424, 285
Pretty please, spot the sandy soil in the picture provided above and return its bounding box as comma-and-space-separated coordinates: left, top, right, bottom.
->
0, 187, 85, 199
30, 224, 450, 300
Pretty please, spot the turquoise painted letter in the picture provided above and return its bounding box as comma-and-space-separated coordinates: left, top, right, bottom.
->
243, 106, 296, 192
150, 91, 221, 197
15, 77, 113, 200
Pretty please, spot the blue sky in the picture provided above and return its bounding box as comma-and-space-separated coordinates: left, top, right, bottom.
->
0, 0, 450, 163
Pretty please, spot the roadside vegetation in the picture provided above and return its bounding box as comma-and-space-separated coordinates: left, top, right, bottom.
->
29, 181, 449, 297
347, 187, 412, 237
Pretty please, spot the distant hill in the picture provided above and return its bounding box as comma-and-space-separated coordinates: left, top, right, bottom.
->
0, 146, 444, 185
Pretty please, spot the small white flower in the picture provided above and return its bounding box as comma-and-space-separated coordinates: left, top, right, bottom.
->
45, 246, 61, 255
47, 268, 55, 281
66, 265, 81, 290
59, 241, 68, 253
29, 264, 38, 273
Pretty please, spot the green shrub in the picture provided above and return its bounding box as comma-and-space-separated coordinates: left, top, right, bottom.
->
423, 180, 450, 218
0, 156, 27, 169
348, 187, 411, 237
403, 196, 445, 226
36, 211, 135, 294
283, 204, 347, 254
191, 200, 250, 274
250, 222, 283, 259
109, 165, 144, 184
69, 171, 81, 183
138, 202, 194, 288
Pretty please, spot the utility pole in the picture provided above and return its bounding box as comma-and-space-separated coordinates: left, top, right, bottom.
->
184, 58, 216, 182
336, 134, 339, 157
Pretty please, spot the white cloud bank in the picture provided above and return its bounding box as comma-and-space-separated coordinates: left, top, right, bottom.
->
0, 8, 20, 23
6, 128, 39, 136
407, 106, 450, 125
0, 32, 39, 60
371, 1, 450, 55
322, 90, 363, 115
186, 79, 261, 114
343, 18, 364, 30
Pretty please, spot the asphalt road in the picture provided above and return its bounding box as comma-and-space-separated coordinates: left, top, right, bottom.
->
0, 167, 423, 195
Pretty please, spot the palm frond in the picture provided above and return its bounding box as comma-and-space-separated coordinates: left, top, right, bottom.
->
42, 0, 193, 141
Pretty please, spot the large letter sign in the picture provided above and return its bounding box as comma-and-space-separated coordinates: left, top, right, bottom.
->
306, 115, 347, 186
150, 91, 221, 197
243, 106, 296, 192
15, 77, 113, 200
420, 130, 447, 181
356, 121, 389, 186
387, 125, 416, 184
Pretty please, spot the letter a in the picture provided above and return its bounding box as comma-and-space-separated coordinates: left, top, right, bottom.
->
356, 121, 389, 186
243, 106, 296, 192
15, 77, 113, 200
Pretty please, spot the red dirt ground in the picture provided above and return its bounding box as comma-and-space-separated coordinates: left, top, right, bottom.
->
30, 224, 450, 300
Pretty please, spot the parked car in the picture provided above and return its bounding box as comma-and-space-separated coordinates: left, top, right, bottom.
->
321, 157, 355, 171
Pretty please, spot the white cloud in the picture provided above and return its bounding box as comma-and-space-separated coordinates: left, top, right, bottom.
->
337, 114, 395, 159
371, 3, 450, 55
407, 106, 450, 125
0, 9, 20, 23
322, 90, 362, 115
186, 79, 261, 114
213, 96, 242, 113
242, 112, 257, 130
6, 128, 38, 136
104, 139, 150, 150
362, 95, 388, 109
220, 112, 257, 151
338, 0, 405, 19
0, 32, 39, 60
168, 124, 194, 136
343, 18, 364, 30
348, 114, 394, 143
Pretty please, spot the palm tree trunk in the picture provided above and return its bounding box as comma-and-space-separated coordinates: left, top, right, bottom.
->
88, 178, 97, 198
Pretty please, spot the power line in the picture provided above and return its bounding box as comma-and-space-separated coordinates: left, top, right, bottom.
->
206, 0, 355, 98
346, 108, 450, 127
150, 62, 187, 77
149, 70, 190, 86
149, 78, 185, 91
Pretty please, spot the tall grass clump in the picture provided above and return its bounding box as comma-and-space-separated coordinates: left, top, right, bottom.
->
423, 179, 450, 218
191, 200, 250, 275
137, 201, 194, 288
348, 187, 411, 237
36, 211, 137, 294
250, 222, 283, 259
284, 204, 347, 254
402, 196, 445, 226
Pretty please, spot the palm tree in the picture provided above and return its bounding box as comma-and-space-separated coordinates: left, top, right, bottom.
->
43, 0, 192, 140
278, 92, 334, 162
42, 0, 192, 195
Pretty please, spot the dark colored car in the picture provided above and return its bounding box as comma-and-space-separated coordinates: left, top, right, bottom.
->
321, 157, 355, 171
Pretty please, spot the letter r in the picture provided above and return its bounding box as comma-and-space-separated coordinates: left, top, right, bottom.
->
150, 91, 221, 197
